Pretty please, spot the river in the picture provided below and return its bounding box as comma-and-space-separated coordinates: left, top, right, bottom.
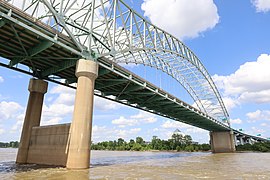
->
0, 148, 269, 179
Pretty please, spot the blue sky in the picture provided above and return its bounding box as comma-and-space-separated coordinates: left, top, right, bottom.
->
1, 0, 270, 143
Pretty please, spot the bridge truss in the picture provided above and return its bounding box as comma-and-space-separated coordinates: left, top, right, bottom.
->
2, 0, 229, 124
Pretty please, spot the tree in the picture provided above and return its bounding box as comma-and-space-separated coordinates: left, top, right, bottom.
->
90, 132, 217, 152
151, 136, 162, 150
184, 145, 194, 152
171, 133, 183, 144
131, 143, 142, 151
129, 139, 135, 144
117, 138, 125, 146
201, 143, 211, 151
136, 137, 144, 145
184, 135, 192, 145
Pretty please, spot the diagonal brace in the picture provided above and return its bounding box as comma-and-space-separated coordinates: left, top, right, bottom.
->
9, 40, 54, 66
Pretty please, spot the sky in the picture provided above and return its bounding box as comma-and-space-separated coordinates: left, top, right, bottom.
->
1, 0, 270, 143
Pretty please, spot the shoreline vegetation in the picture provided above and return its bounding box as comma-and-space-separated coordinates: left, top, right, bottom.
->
91, 134, 270, 153
1, 136, 270, 153
0, 141, 19, 148
236, 142, 270, 152
91, 135, 211, 152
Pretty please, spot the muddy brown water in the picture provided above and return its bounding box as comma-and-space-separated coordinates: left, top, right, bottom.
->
0, 148, 269, 179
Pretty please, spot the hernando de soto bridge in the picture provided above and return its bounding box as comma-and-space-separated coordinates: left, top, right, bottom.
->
0, 0, 268, 169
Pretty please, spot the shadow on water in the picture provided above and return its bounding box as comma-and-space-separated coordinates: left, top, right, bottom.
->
0, 161, 63, 173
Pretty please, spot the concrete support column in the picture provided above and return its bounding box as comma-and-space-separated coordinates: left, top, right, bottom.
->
210, 131, 236, 153
247, 138, 252, 145
230, 130, 236, 151
234, 134, 238, 146
66, 59, 98, 169
16, 78, 48, 164
239, 137, 244, 145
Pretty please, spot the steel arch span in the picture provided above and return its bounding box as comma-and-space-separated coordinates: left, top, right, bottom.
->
5, 0, 229, 123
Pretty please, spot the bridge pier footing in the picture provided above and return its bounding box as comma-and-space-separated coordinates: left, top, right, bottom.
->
16, 60, 98, 169
210, 131, 236, 153
16, 78, 48, 164
66, 59, 98, 169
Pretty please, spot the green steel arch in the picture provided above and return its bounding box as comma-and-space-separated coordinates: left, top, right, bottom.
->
5, 0, 229, 124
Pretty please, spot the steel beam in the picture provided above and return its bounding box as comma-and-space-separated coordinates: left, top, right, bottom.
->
41, 59, 78, 77
98, 68, 111, 76
9, 40, 54, 66
96, 79, 128, 89
124, 84, 145, 92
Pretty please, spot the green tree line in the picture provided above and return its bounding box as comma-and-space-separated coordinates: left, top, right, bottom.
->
91, 134, 211, 152
236, 142, 270, 152
0, 141, 19, 148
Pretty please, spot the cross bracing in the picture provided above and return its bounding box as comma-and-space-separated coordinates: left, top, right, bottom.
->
1, 0, 228, 124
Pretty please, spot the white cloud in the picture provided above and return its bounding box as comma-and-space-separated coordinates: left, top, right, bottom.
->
130, 111, 157, 124
50, 85, 75, 106
92, 125, 141, 142
222, 97, 239, 112
261, 123, 269, 127
158, 120, 209, 143
0, 101, 23, 121
239, 89, 270, 104
41, 84, 124, 125
141, 0, 219, 39
43, 103, 74, 118
111, 111, 157, 128
230, 118, 242, 124
50, 84, 75, 94
51, 84, 122, 111
252, 0, 270, 12
41, 117, 62, 126
10, 114, 24, 133
161, 120, 191, 129
94, 96, 122, 111
0, 128, 5, 135
246, 110, 270, 122
192, 99, 224, 119
161, 120, 208, 134
112, 116, 139, 127
38, 85, 75, 125
185, 127, 207, 134
213, 54, 270, 105
148, 128, 173, 140
0, 76, 3, 83
130, 128, 141, 133
251, 127, 266, 134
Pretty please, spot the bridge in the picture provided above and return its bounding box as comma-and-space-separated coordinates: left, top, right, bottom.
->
0, 0, 268, 169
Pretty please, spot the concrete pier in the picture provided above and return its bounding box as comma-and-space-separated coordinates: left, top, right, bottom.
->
239, 137, 244, 145
16, 78, 48, 164
66, 59, 98, 169
210, 131, 236, 153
